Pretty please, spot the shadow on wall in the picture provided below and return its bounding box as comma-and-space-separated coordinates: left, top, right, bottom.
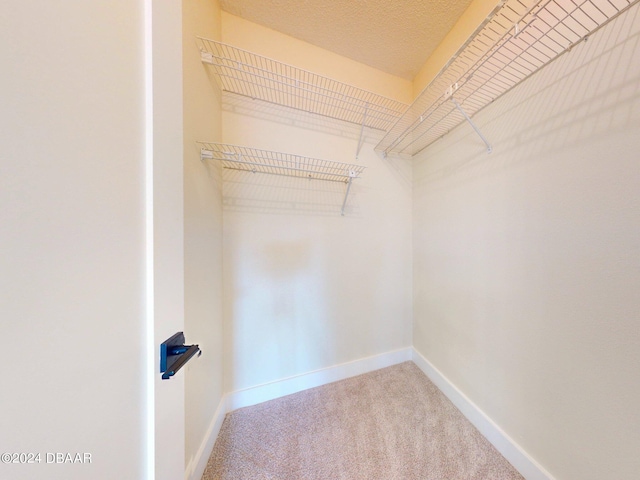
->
223, 217, 341, 391
216, 93, 383, 217
217, 93, 414, 215
221, 92, 385, 148
414, 4, 640, 190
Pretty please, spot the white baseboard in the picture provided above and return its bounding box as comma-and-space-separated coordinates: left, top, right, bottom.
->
411, 348, 554, 480
185, 396, 227, 480
226, 347, 413, 412
185, 348, 551, 480
185, 348, 412, 480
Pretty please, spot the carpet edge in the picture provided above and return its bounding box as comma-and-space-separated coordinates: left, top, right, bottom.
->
411, 347, 555, 480
185, 396, 227, 480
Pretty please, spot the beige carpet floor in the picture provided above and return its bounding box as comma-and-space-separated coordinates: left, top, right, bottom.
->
202, 361, 523, 480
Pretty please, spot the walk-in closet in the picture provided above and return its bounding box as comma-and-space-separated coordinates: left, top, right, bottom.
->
4, 0, 639, 479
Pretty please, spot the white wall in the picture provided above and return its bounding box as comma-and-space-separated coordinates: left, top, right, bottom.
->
0, 1, 146, 479
182, 0, 225, 477
220, 15, 413, 393
412, 6, 640, 480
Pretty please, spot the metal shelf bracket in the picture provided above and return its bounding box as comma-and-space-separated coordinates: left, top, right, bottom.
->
450, 97, 492, 154
200, 148, 214, 160
341, 171, 358, 216
355, 102, 369, 159
200, 50, 214, 64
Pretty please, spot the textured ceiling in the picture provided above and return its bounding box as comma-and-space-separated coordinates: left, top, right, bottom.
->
219, 0, 475, 80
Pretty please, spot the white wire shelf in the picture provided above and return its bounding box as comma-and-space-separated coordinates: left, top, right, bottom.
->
197, 142, 365, 215
376, 0, 640, 157
197, 38, 408, 132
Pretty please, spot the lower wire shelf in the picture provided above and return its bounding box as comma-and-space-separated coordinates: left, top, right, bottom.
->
197, 142, 365, 216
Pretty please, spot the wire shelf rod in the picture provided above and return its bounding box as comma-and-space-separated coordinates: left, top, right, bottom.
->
198, 38, 408, 132
384, 1, 543, 153
198, 142, 364, 215
198, 142, 365, 182
203, 53, 401, 121
210, 69, 399, 126
208, 66, 399, 128
376, 0, 639, 156
203, 154, 357, 181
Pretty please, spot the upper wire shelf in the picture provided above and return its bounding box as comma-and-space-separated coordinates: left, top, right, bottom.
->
376, 0, 640, 157
198, 142, 365, 215
197, 38, 409, 132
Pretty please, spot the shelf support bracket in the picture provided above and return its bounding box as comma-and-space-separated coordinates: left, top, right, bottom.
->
200, 148, 214, 161
341, 172, 356, 216
355, 103, 369, 159
450, 97, 492, 154
200, 50, 214, 65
